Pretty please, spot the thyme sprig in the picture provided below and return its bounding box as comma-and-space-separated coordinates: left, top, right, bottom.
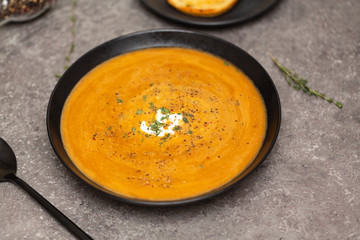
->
55, 0, 77, 78
64, 0, 77, 70
270, 54, 343, 109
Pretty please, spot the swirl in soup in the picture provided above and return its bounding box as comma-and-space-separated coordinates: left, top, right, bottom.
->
61, 47, 267, 201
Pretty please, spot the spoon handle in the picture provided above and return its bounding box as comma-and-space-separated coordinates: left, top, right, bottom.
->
6, 174, 93, 240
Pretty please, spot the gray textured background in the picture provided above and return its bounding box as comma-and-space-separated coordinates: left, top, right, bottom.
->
0, 0, 359, 239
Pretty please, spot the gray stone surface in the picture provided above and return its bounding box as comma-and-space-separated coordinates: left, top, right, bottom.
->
0, 0, 359, 239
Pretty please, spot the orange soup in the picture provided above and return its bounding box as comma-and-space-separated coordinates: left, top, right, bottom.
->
61, 47, 267, 201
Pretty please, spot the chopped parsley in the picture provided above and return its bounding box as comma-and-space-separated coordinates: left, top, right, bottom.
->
116, 98, 123, 104
136, 109, 143, 115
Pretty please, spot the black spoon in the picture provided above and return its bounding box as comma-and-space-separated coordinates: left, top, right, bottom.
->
0, 137, 93, 240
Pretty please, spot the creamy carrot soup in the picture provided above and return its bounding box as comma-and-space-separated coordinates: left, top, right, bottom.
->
61, 47, 267, 201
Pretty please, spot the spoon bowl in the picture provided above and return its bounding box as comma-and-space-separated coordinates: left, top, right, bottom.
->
0, 138, 16, 180
0, 137, 92, 240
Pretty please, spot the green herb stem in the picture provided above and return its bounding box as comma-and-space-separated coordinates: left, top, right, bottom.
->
55, 0, 77, 78
66, 0, 77, 66
270, 54, 343, 109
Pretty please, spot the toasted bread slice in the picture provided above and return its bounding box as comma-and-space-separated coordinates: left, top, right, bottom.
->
167, 0, 238, 17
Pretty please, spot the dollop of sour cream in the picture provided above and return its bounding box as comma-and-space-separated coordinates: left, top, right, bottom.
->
140, 109, 183, 137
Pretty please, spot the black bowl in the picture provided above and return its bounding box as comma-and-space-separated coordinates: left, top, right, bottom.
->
47, 29, 281, 206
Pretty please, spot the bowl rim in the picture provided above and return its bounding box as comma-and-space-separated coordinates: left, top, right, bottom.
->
46, 29, 281, 206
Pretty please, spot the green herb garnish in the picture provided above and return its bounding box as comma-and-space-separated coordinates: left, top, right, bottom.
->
143, 95, 147, 102
160, 107, 171, 114
270, 54, 343, 109
116, 98, 123, 104
160, 133, 171, 146
149, 102, 156, 111
182, 111, 194, 118
160, 115, 169, 121
188, 129, 193, 134
182, 116, 189, 123
173, 126, 181, 131
136, 109, 143, 115
70, 15, 76, 23
160, 133, 171, 141
132, 127, 135, 134
149, 120, 164, 136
